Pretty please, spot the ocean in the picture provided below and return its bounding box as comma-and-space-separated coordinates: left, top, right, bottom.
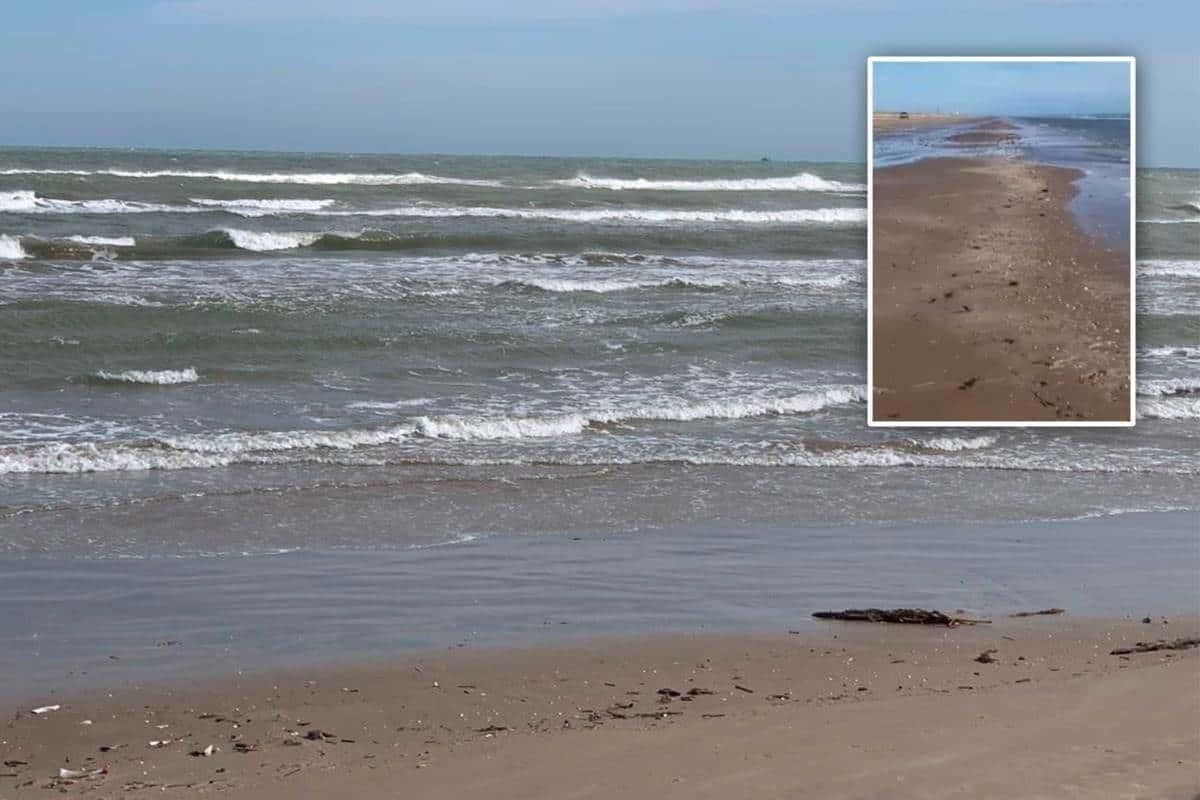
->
0, 148, 1197, 557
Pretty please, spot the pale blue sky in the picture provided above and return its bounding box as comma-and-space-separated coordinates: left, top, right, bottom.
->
874, 61, 1131, 117
0, 0, 1196, 165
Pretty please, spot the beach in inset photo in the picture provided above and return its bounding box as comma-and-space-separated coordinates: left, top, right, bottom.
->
869, 58, 1135, 424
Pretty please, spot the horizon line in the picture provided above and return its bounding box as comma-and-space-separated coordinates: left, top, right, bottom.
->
0, 142, 1192, 170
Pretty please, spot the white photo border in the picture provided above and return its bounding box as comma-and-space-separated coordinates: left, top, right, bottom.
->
865, 55, 1137, 428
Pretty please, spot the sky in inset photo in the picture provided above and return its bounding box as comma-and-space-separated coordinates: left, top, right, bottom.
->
873, 61, 1131, 117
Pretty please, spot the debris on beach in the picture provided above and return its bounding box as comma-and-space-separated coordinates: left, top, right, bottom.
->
812, 608, 989, 627
57, 766, 106, 780
975, 649, 999, 664
1109, 637, 1199, 656
188, 744, 216, 757
31, 704, 61, 715
1009, 608, 1065, 617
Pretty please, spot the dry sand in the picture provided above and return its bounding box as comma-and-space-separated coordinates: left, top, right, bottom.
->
872, 155, 1131, 422
3, 617, 1196, 799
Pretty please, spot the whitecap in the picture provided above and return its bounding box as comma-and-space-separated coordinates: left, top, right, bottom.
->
0, 234, 27, 260
94, 367, 199, 385
555, 172, 866, 193
221, 229, 324, 251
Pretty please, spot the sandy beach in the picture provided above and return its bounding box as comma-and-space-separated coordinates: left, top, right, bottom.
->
3, 617, 1196, 799
871, 137, 1131, 422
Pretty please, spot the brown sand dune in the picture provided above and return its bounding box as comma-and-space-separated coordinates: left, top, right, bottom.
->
872, 156, 1131, 422
2, 618, 1196, 798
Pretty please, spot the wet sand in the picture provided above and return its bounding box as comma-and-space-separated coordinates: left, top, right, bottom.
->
872, 155, 1131, 422
873, 111, 977, 135
3, 617, 1196, 799
946, 118, 1020, 146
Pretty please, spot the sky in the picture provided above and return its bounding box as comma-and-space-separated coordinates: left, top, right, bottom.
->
0, 0, 1196, 165
873, 61, 1131, 117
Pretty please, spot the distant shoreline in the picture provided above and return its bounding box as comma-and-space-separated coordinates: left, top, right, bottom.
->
872, 111, 979, 135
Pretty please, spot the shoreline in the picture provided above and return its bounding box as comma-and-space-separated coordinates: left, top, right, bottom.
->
872, 153, 1131, 422
4, 617, 1196, 798
2, 510, 1198, 700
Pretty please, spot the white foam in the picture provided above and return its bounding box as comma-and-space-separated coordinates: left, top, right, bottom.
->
347, 398, 435, 411
911, 435, 997, 452
0, 190, 190, 215
157, 425, 416, 455
222, 229, 324, 251
0, 442, 238, 474
1138, 377, 1200, 397
66, 235, 136, 247
512, 276, 728, 293
416, 413, 590, 440
0, 190, 37, 212
0, 234, 27, 260
555, 172, 866, 193
0, 168, 502, 186
1141, 345, 1199, 359
414, 386, 867, 440
94, 367, 199, 385
1139, 260, 1200, 278
1138, 396, 1200, 420
333, 205, 867, 225
190, 198, 337, 216
1139, 218, 1200, 224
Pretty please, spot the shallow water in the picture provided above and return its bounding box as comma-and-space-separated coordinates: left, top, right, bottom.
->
0, 148, 1196, 553
0, 149, 1196, 699
0, 510, 1195, 701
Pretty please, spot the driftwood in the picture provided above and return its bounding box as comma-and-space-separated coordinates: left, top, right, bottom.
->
812, 608, 989, 627
1110, 637, 1200, 656
1009, 608, 1065, 618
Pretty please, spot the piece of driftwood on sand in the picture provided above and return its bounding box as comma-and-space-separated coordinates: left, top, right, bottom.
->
1110, 637, 1200, 655
811, 609, 990, 627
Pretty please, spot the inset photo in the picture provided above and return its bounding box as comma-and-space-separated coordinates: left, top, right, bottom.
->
868, 57, 1135, 426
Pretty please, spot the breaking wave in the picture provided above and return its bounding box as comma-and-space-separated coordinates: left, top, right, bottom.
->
555, 172, 865, 193
1138, 396, 1200, 420
325, 205, 868, 225
0, 234, 27, 260
190, 198, 337, 216
0, 190, 192, 215
66, 235, 136, 247
0, 386, 865, 474
0, 168, 503, 187
93, 368, 199, 385
1141, 345, 1199, 359
220, 229, 326, 251
1139, 260, 1200, 278
1137, 377, 1200, 397
909, 435, 996, 452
